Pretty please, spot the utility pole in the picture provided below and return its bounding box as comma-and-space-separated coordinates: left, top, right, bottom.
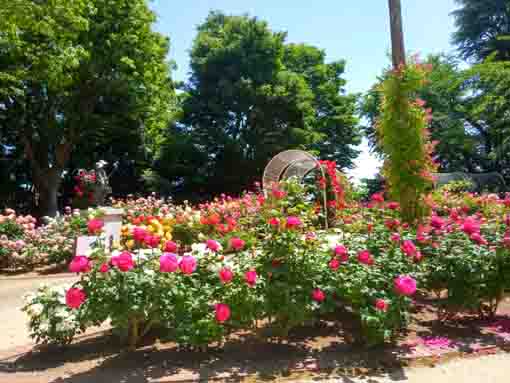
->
388, 0, 406, 68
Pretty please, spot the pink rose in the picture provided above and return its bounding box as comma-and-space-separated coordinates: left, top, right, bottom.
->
286, 216, 302, 229
87, 219, 104, 235
206, 239, 221, 252
111, 252, 135, 272
179, 256, 197, 275
219, 267, 234, 284
401, 240, 417, 257
160, 253, 179, 273
334, 245, 347, 256
230, 237, 245, 251
69, 256, 91, 273
375, 299, 388, 312
357, 250, 374, 266
329, 258, 340, 270
312, 288, 326, 302
390, 233, 401, 242
387, 201, 400, 210
164, 241, 178, 253
144, 234, 161, 248
66, 287, 86, 309
430, 215, 445, 230
268, 217, 280, 227
215, 303, 231, 323
244, 269, 257, 287
133, 227, 147, 242
394, 275, 417, 296
272, 188, 286, 199
371, 193, 384, 203
470, 232, 488, 245
99, 263, 110, 273
461, 217, 480, 235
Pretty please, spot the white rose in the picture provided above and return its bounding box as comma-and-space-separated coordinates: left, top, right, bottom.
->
31, 303, 44, 316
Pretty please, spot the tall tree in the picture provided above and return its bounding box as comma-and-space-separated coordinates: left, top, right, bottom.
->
283, 44, 360, 166
452, 0, 510, 62
0, 0, 174, 216
178, 12, 359, 195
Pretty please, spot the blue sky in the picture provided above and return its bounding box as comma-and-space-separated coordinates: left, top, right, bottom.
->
150, 0, 460, 181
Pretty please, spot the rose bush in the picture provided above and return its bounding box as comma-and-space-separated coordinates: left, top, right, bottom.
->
19, 180, 510, 350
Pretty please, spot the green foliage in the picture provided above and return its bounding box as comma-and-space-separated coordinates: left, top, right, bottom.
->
452, 0, 510, 62
0, 0, 175, 216
362, 55, 480, 173
377, 61, 437, 223
173, 12, 359, 196
439, 179, 475, 194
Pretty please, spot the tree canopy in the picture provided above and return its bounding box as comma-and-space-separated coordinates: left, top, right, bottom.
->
452, 0, 510, 62
171, 12, 359, 196
0, 0, 174, 216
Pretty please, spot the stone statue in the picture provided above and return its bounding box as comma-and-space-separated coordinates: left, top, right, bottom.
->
433, 172, 506, 193
93, 160, 112, 206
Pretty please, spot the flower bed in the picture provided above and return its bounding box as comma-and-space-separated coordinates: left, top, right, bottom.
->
21, 181, 510, 350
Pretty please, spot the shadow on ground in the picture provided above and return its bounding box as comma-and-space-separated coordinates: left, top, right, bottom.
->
3, 300, 510, 383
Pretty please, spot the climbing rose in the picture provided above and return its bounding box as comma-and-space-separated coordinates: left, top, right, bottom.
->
160, 253, 179, 273
179, 256, 197, 275
219, 267, 234, 284
99, 263, 110, 273
111, 252, 135, 272
312, 288, 326, 302
230, 237, 245, 251
401, 240, 417, 257
245, 270, 258, 287
87, 219, 103, 234
66, 288, 86, 309
164, 241, 178, 253
215, 303, 231, 323
357, 250, 374, 266
286, 216, 302, 228
272, 188, 286, 199
394, 275, 417, 296
375, 299, 389, 312
206, 239, 221, 252
69, 256, 91, 273
329, 258, 340, 270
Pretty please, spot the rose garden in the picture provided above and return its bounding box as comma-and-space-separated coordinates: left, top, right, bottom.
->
3, 0, 510, 381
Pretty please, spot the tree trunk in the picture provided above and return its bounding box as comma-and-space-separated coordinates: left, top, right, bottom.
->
388, 0, 406, 68
34, 168, 61, 218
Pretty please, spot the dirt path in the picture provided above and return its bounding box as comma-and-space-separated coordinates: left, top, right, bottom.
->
1, 275, 510, 382
0, 274, 77, 350
295, 354, 510, 382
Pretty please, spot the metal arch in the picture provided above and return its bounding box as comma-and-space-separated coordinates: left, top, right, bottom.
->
262, 150, 329, 228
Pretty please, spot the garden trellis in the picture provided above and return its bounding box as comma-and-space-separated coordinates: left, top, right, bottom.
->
262, 150, 330, 228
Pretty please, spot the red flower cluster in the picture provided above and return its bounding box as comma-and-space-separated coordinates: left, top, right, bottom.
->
74, 170, 97, 203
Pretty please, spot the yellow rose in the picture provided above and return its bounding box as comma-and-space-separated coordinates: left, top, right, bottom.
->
126, 239, 135, 250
